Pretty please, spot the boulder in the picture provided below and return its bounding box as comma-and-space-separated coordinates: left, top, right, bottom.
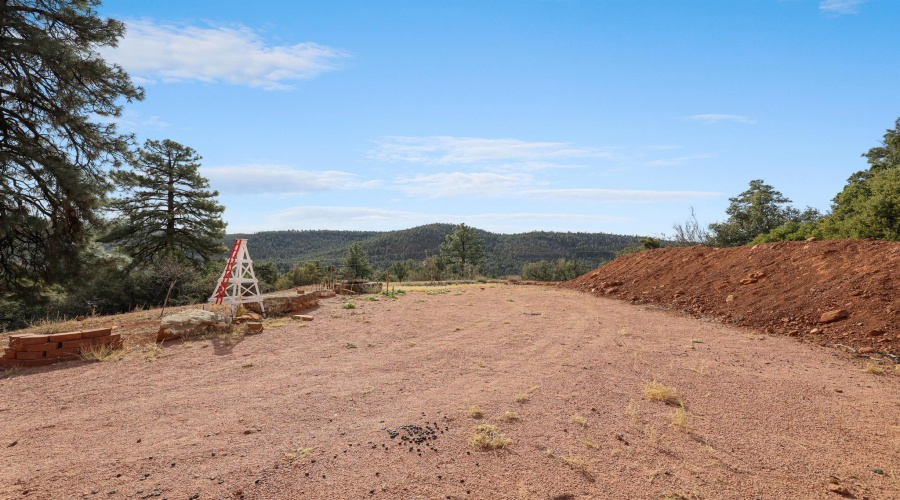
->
158, 310, 231, 342
819, 309, 849, 324
234, 312, 262, 324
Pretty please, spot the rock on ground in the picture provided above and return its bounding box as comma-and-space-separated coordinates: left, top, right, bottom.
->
157, 309, 231, 342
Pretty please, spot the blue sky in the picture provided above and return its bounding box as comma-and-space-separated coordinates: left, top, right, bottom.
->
96, 0, 899, 236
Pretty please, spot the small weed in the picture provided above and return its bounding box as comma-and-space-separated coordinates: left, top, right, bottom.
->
644, 424, 660, 445
670, 408, 688, 431
332, 313, 343, 318
284, 447, 315, 461
454, 326, 462, 331
515, 393, 529, 403
502, 320, 510, 324
618, 327, 629, 336
626, 399, 639, 426
559, 455, 595, 481
0, 365, 22, 379
241, 361, 254, 368
691, 339, 703, 344
80, 344, 125, 362
344, 342, 358, 349
469, 405, 485, 419
643, 380, 681, 405
234, 305, 247, 317
468, 424, 511, 451
407, 341, 416, 347
506, 298, 515, 302
499, 411, 520, 421
361, 296, 380, 302
424, 289, 451, 295
686, 363, 710, 375
571, 415, 588, 428
341, 303, 357, 309
527, 385, 541, 393
582, 439, 598, 449
862, 363, 884, 374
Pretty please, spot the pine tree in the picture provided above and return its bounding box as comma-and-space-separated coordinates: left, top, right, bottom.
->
343, 243, 372, 279
102, 139, 227, 268
439, 223, 484, 275
0, 0, 143, 295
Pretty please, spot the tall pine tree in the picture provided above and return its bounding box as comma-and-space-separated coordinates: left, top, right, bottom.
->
103, 139, 226, 268
0, 0, 143, 296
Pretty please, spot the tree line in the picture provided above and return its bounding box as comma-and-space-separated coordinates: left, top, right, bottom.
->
668, 118, 900, 249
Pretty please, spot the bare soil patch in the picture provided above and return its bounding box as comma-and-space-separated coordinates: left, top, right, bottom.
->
1, 285, 898, 499
563, 239, 900, 359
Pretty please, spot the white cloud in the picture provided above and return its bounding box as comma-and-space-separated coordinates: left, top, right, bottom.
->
202, 164, 377, 194
396, 172, 534, 197
525, 188, 722, 203
643, 154, 712, 167
819, 0, 868, 14
368, 136, 615, 165
686, 114, 757, 124
102, 20, 348, 90
256, 206, 628, 232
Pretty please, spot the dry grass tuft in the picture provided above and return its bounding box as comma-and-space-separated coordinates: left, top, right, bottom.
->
644, 424, 661, 445
643, 380, 681, 405
581, 439, 598, 449
862, 362, 884, 374
469, 405, 485, 419
498, 411, 520, 421
468, 424, 511, 451
143, 343, 163, 362
559, 455, 595, 481
625, 399, 639, 426
571, 415, 588, 428
284, 447, 315, 461
686, 363, 710, 375
80, 344, 125, 362
670, 408, 688, 431
241, 361, 255, 368
515, 393, 530, 403
0, 365, 22, 379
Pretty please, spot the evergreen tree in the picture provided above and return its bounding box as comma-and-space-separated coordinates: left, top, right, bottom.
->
439, 223, 484, 274
0, 0, 143, 295
343, 243, 372, 279
708, 180, 801, 247
102, 139, 226, 268
388, 261, 409, 282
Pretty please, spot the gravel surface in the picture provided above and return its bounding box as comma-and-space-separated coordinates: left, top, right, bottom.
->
1, 285, 898, 499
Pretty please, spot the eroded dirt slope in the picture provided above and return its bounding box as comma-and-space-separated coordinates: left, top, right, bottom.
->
563, 239, 900, 357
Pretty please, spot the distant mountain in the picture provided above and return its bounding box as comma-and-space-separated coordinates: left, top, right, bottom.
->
226, 223, 640, 276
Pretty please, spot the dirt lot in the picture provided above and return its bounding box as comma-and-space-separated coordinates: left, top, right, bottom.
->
1, 285, 899, 499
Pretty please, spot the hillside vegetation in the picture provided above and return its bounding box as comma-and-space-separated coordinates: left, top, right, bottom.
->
226, 223, 639, 276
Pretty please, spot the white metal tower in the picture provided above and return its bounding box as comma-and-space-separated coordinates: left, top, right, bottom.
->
208, 239, 266, 317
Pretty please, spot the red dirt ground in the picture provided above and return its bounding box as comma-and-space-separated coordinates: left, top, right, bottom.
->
1, 285, 898, 499
563, 239, 900, 359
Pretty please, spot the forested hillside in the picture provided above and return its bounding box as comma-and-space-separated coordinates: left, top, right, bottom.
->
226, 224, 639, 277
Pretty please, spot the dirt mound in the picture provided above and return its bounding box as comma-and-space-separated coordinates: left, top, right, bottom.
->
563, 239, 900, 357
